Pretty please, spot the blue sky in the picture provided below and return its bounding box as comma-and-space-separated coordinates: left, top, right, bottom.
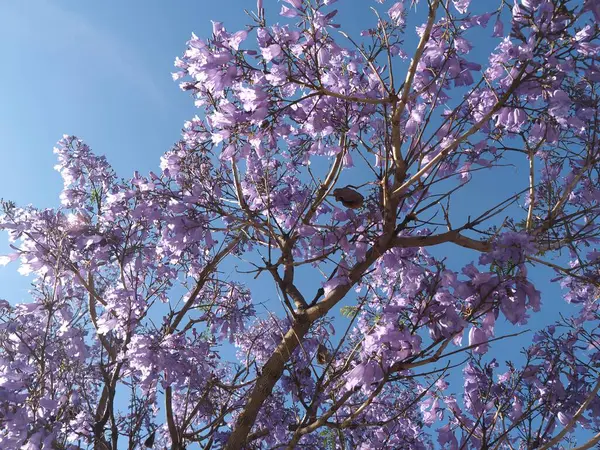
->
0, 0, 242, 206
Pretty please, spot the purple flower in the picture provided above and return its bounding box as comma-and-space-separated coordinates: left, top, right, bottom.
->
557, 411, 572, 426
262, 44, 282, 61
388, 2, 405, 26
468, 326, 489, 354
453, 0, 470, 14
492, 17, 504, 37
345, 360, 384, 392
437, 424, 458, 449
494, 107, 528, 132
548, 90, 571, 118
583, 0, 600, 22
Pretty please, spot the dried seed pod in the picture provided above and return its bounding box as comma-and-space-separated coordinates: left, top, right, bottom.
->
333, 187, 364, 209
316, 343, 331, 365
144, 430, 156, 448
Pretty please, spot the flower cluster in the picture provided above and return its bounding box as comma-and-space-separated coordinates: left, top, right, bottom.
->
1, 0, 600, 448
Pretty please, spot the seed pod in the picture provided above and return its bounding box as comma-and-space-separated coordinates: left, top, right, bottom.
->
333, 187, 364, 209
144, 430, 156, 448
317, 343, 331, 365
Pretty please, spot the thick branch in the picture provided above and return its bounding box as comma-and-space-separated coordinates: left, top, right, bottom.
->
392, 230, 491, 252
224, 232, 396, 449
268, 264, 307, 311
165, 386, 180, 449
301, 133, 346, 227
537, 376, 600, 450
285, 390, 355, 448
391, 0, 440, 178
571, 432, 600, 450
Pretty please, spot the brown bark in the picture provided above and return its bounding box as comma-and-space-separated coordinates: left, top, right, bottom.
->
224, 233, 394, 449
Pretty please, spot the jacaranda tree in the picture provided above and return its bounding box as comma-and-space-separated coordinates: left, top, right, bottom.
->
1, 0, 600, 448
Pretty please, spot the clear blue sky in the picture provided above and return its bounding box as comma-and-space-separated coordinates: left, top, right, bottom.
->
0, 0, 250, 207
